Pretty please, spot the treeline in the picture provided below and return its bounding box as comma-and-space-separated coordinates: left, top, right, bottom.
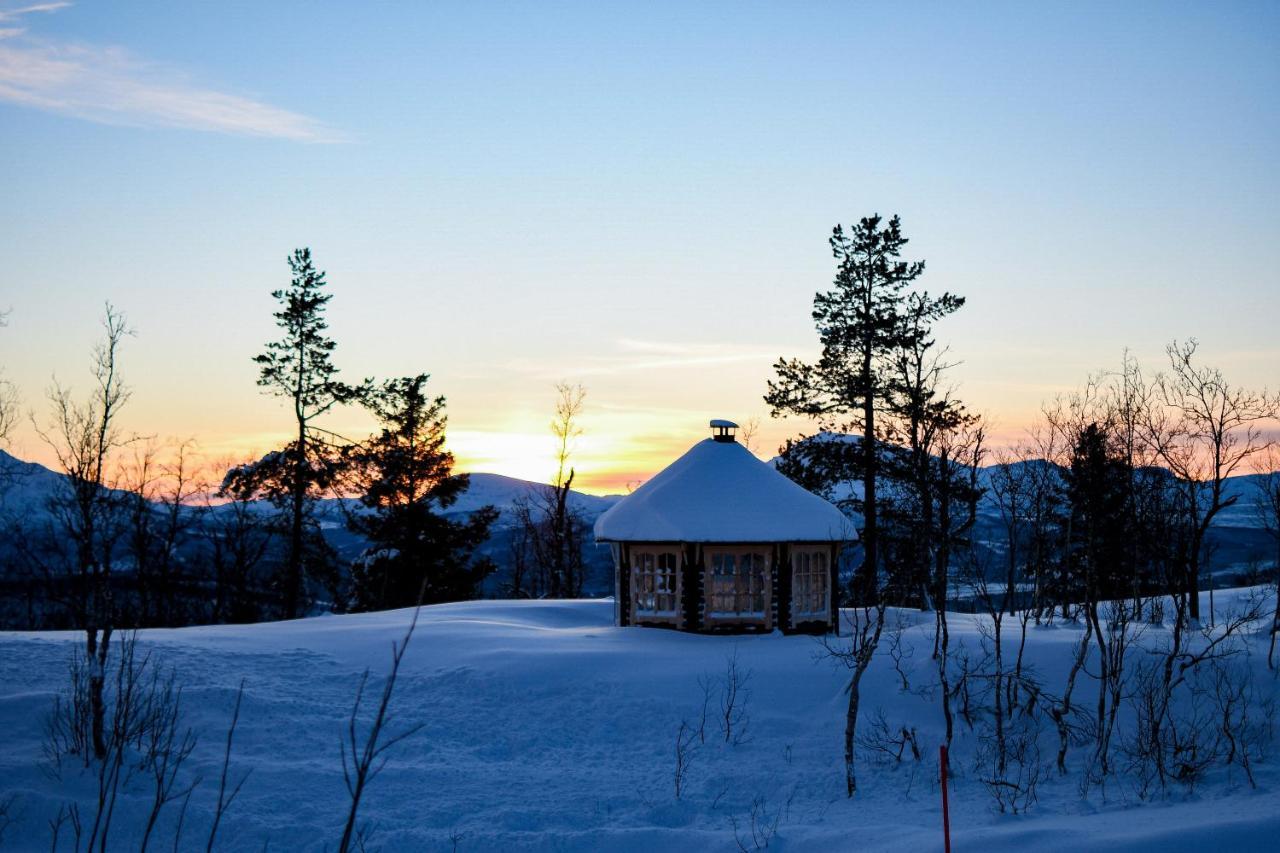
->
0, 249, 593, 637
0, 257, 596, 848
768, 213, 1280, 798
770, 215, 1279, 622
0, 254, 484, 639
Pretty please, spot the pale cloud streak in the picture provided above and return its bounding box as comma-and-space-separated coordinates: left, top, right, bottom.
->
506, 338, 785, 379
0, 3, 342, 141
0, 3, 71, 24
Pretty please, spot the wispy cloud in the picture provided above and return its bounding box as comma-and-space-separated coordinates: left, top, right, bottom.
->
505, 338, 784, 379
0, 3, 343, 142
0, 2, 71, 24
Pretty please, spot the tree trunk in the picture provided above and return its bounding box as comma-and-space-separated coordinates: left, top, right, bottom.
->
993, 616, 1006, 775
1086, 601, 1110, 775
937, 609, 954, 753
860, 346, 877, 604
1271, 537, 1280, 668
87, 625, 111, 759
1055, 620, 1091, 774
1187, 535, 1201, 623
844, 667, 866, 797
287, 419, 306, 619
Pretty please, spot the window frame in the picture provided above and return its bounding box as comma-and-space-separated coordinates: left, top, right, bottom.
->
630, 544, 683, 625
790, 544, 831, 622
703, 545, 773, 624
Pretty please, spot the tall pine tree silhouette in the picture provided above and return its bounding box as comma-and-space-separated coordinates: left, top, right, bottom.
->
252, 248, 365, 618
342, 375, 498, 609
766, 215, 963, 600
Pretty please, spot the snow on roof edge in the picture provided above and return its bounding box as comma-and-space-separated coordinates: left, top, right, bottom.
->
593, 438, 856, 543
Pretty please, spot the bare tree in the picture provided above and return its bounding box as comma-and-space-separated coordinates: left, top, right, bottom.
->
989, 446, 1037, 616
1020, 426, 1070, 623
42, 634, 201, 853
719, 649, 752, 745
138, 674, 199, 853
673, 719, 696, 799
338, 609, 424, 853
965, 552, 1011, 777
729, 794, 783, 852
1050, 621, 1092, 775
824, 602, 886, 796
696, 673, 715, 744
1045, 379, 1144, 784
154, 440, 203, 623
206, 681, 249, 853
0, 308, 16, 449
122, 441, 164, 623
738, 416, 762, 455
1126, 592, 1265, 794
1085, 599, 1142, 784
552, 383, 586, 491
855, 707, 921, 764
515, 383, 589, 598
32, 304, 134, 760
1254, 447, 1280, 668
924, 418, 985, 767
207, 455, 277, 623
504, 514, 535, 598
120, 440, 204, 626
1142, 339, 1276, 622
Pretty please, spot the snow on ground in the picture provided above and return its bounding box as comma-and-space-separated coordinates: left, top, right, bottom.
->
1, 591, 1278, 851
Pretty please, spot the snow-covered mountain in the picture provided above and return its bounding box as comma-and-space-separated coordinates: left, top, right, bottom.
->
768, 435, 1276, 531
0, 449, 73, 512
2, 447, 1271, 581
430, 471, 623, 520
0, 449, 141, 520
0, 449, 622, 524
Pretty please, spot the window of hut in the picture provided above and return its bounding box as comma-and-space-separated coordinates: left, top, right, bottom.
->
706, 548, 770, 619
791, 547, 829, 618
631, 547, 680, 618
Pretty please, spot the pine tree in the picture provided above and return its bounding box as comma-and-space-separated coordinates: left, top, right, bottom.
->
880, 291, 979, 609
766, 215, 963, 599
343, 375, 497, 609
249, 248, 365, 618
1063, 422, 1133, 604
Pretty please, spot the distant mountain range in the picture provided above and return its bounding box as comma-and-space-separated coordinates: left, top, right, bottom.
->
2, 445, 1274, 589
765, 436, 1275, 575
0, 449, 622, 524
428, 471, 624, 521
0, 449, 628, 594
765, 434, 1273, 531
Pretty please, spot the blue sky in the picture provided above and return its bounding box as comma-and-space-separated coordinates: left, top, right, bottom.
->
1, 1, 1277, 490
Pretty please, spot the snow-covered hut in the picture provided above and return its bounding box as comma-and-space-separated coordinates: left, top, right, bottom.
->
594, 420, 855, 634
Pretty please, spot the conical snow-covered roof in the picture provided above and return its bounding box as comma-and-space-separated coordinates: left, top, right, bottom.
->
593, 437, 856, 543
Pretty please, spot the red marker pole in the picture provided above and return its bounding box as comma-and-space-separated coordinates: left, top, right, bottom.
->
940, 744, 952, 853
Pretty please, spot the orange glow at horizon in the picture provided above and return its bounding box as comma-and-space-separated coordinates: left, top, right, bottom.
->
9, 403, 1279, 498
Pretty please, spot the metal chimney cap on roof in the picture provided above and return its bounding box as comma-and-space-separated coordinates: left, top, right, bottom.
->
710, 419, 739, 442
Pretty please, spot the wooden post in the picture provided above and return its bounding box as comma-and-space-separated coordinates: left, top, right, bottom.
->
940, 744, 951, 853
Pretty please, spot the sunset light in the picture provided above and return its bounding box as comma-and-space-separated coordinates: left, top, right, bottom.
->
2, 3, 1278, 850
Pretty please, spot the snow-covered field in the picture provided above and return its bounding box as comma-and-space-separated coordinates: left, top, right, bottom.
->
2, 591, 1278, 851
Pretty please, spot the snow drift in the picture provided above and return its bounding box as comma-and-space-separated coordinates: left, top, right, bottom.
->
0, 590, 1277, 851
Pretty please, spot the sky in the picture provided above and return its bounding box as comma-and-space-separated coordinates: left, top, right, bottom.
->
0, 1, 1277, 494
